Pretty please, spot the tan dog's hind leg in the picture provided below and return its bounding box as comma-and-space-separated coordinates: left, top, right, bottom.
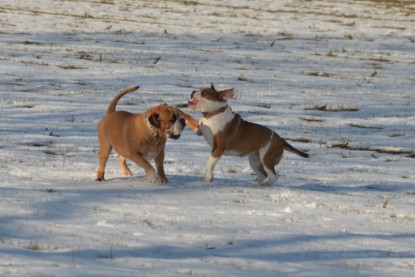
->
118, 155, 133, 177
96, 140, 112, 181
155, 151, 168, 183
129, 153, 157, 183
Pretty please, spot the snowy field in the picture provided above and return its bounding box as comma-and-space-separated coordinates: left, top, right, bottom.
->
1, 0, 415, 276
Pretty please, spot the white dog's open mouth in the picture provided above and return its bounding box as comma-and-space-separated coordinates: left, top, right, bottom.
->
188, 91, 199, 108
188, 97, 198, 107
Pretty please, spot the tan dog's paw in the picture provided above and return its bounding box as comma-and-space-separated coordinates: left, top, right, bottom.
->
96, 170, 105, 181
158, 176, 169, 183
146, 169, 158, 183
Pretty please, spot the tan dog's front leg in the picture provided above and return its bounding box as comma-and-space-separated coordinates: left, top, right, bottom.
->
129, 153, 157, 183
155, 151, 168, 183
177, 109, 202, 135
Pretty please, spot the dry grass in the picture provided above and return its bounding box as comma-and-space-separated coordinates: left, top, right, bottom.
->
300, 117, 324, 122
305, 105, 359, 112
306, 72, 336, 78
348, 123, 383, 130
286, 137, 312, 143
328, 141, 413, 155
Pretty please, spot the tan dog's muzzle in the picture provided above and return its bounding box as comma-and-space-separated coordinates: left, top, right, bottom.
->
167, 116, 186, 140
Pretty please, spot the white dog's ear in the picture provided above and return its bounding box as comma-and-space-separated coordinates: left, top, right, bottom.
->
210, 83, 217, 92
219, 88, 235, 101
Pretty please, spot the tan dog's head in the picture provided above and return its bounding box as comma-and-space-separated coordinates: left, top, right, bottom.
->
188, 84, 235, 113
147, 104, 186, 140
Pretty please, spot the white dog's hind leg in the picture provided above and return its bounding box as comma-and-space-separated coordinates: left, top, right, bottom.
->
258, 139, 279, 185
248, 152, 267, 184
262, 167, 278, 185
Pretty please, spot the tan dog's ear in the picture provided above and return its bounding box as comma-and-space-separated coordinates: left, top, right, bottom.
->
148, 113, 161, 128
219, 88, 235, 101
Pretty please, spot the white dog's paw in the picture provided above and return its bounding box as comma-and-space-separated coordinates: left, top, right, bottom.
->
261, 175, 278, 186
205, 172, 213, 183
251, 175, 266, 185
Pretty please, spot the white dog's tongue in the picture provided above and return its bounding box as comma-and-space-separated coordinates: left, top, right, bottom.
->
189, 98, 198, 105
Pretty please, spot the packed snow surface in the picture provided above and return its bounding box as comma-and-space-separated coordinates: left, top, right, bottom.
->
1, 0, 414, 276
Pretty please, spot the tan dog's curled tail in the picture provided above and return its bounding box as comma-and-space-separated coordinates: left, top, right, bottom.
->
106, 86, 140, 115
282, 139, 309, 158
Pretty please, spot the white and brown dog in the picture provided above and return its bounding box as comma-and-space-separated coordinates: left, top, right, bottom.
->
178, 84, 309, 185
96, 86, 186, 183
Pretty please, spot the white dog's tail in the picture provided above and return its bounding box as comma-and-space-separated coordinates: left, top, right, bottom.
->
282, 139, 310, 158
106, 86, 140, 115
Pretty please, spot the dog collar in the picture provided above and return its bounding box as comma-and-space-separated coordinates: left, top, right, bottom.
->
145, 117, 159, 137
202, 105, 228, 119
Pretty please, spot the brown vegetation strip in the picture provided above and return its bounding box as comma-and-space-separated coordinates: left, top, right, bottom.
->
329, 142, 413, 155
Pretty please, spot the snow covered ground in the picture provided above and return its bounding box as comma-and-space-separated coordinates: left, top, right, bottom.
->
1, 0, 414, 276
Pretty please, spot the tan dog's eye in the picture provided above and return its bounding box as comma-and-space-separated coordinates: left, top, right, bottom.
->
201, 90, 207, 96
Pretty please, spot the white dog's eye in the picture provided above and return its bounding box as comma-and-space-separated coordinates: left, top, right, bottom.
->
170, 115, 177, 122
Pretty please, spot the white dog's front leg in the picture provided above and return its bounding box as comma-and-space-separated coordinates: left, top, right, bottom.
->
205, 155, 220, 183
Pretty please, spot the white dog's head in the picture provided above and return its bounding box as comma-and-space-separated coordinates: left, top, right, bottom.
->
188, 84, 235, 113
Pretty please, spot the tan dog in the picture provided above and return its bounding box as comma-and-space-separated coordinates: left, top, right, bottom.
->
96, 86, 186, 183
178, 84, 309, 185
